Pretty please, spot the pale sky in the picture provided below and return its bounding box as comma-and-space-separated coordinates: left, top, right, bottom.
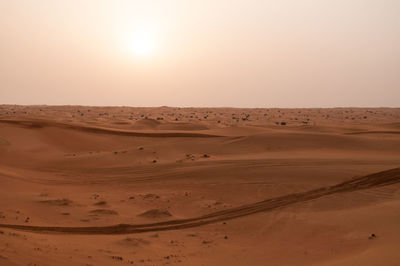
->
0, 0, 399, 107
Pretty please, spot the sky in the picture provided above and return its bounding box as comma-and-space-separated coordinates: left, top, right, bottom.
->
0, 0, 399, 107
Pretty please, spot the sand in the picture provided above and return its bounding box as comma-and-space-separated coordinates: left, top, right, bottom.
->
0, 105, 399, 266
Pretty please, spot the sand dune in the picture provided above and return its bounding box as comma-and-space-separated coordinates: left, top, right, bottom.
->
1, 168, 399, 235
0, 118, 221, 138
0, 105, 399, 266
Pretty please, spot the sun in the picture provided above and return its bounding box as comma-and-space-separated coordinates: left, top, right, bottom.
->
126, 27, 158, 58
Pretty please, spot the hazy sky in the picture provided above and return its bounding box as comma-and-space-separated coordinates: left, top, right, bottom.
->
1, 0, 399, 107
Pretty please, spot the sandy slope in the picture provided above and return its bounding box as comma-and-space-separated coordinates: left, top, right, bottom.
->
0, 105, 399, 266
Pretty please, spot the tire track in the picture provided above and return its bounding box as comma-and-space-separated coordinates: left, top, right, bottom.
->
0, 167, 399, 235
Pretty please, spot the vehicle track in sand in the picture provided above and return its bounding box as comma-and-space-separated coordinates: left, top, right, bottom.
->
1, 167, 399, 235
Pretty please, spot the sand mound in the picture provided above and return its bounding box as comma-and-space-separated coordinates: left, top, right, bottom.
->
0, 137, 9, 146
119, 237, 150, 247
38, 199, 72, 206
93, 201, 107, 206
138, 209, 172, 219
133, 118, 161, 129
89, 209, 118, 215
142, 193, 160, 200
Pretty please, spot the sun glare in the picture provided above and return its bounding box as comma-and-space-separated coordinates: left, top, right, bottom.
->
126, 27, 158, 58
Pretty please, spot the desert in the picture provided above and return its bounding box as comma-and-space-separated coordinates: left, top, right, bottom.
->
1, 1, 400, 264
0, 105, 399, 265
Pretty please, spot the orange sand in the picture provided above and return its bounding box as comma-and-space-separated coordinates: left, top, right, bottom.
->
0, 105, 399, 266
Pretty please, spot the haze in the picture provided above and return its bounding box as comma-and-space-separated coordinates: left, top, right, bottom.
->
1, 0, 399, 107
